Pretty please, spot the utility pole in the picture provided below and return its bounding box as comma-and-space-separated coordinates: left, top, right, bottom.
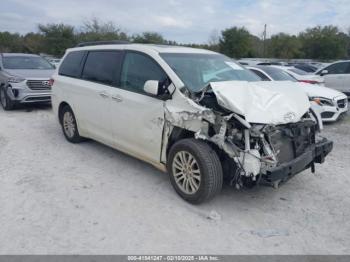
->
263, 24, 267, 58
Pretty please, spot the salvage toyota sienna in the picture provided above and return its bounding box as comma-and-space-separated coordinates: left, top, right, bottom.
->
52, 42, 333, 204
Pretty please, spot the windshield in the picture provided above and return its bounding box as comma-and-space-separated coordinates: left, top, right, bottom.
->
160, 53, 260, 92
3, 56, 54, 70
260, 67, 297, 81
288, 68, 308, 75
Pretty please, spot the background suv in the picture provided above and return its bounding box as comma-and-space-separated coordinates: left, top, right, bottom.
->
0, 53, 55, 110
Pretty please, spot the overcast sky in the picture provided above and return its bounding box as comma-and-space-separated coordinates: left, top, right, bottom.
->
1, 0, 350, 43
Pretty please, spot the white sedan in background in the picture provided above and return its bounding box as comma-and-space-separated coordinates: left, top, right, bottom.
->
248, 65, 348, 122
272, 65, 325, 85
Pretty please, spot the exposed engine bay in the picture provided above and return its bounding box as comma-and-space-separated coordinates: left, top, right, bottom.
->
164, 80, 333, 189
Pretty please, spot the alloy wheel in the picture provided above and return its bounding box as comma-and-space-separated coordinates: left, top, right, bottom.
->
63, 111, 76, 138
172, 151, 201, 194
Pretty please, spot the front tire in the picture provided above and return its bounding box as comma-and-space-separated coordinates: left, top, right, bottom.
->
0, 85, 15, 110
167, 138, 223, 204
59, 105, 84, 143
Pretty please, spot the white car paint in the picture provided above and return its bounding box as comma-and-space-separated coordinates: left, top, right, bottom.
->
210, 81, 310, 125
51, 44, 318, 166
315, 60, 350, 96
248, 66, 348, 122
272, 65, 325, 84
52, 44, 332, 202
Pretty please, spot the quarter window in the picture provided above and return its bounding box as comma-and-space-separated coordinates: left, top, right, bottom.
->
324, 62, 349, 74
120, 52, 167, 94
59, 51, 86, 78
82, 51, 123, 86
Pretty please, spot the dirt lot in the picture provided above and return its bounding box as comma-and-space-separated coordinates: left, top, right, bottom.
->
0, 105, 349, 254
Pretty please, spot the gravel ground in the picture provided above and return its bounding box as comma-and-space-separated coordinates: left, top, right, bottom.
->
0, 105, 349, 254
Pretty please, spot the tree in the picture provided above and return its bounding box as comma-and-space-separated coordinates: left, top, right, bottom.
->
132, 32, 166, 44
78, 18, 129, 43
299, 25, 348, 60
219, 27, 255, 58
267, 33, 302, 59
22, 33, 44, 53
346, 27, 350, 58
38, 23, 76, 57
0, 32, 23, 52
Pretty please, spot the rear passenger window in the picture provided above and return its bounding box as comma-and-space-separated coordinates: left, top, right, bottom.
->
82, 51, 123, 86
59, 51, 86, 78
120, 52, 167, 94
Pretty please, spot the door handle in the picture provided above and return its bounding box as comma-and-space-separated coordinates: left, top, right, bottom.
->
99, 91, 109, 98
111, 94, 123, 102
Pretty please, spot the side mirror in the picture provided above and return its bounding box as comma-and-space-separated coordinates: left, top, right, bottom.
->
320, 70, 328, 76
144, 80, 159, 96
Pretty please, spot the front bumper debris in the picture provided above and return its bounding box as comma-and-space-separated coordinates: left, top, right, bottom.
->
264, 138, 333, 183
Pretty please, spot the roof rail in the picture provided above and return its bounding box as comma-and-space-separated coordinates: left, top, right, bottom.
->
76, 40, 130, 47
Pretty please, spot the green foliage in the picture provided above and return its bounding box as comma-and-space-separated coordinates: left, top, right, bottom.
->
23, 33, 45, 53
38, 23, 76, 57
0, 20, 349, 60
0, 31, 23, 52
219, 27, 255, 58
77, 18, 129, 43
132, 32, 166, 44
299, 25, 348, 60
267, 33, 302, 59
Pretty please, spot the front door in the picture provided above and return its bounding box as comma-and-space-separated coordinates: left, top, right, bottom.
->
110, 51, 169, 163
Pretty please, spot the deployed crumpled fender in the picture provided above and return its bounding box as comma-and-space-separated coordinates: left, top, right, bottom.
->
210, 81, 311, 125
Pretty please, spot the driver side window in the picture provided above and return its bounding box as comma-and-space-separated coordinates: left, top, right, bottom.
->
120, 52, 167, 94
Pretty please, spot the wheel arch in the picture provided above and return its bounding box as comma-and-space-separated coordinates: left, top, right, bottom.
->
165, 125, 235, 180
166, 127, 195, 158
58, 101, 71, 125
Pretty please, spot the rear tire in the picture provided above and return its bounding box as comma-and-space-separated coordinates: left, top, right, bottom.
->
59, 105, 84, 143
0, 85, 15, 110
167, 138, 223, 204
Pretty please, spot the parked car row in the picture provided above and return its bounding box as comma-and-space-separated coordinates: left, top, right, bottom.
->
0, 44, 338, 204
248, 65, 348, 122
238, 59, 350, 97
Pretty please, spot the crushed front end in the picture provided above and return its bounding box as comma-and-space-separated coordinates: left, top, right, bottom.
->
250, 120, 333, 187
196, 113, 333, 189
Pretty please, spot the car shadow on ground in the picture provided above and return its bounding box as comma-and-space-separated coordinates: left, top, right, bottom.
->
80, 136, 285, 209
0, 103, 52, 113
18, 103, 52, 112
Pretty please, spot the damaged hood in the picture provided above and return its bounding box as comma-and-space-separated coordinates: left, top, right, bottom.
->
210, 81, 310, 125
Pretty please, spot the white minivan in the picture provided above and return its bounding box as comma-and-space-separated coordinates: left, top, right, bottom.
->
52, 42, 333, 204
